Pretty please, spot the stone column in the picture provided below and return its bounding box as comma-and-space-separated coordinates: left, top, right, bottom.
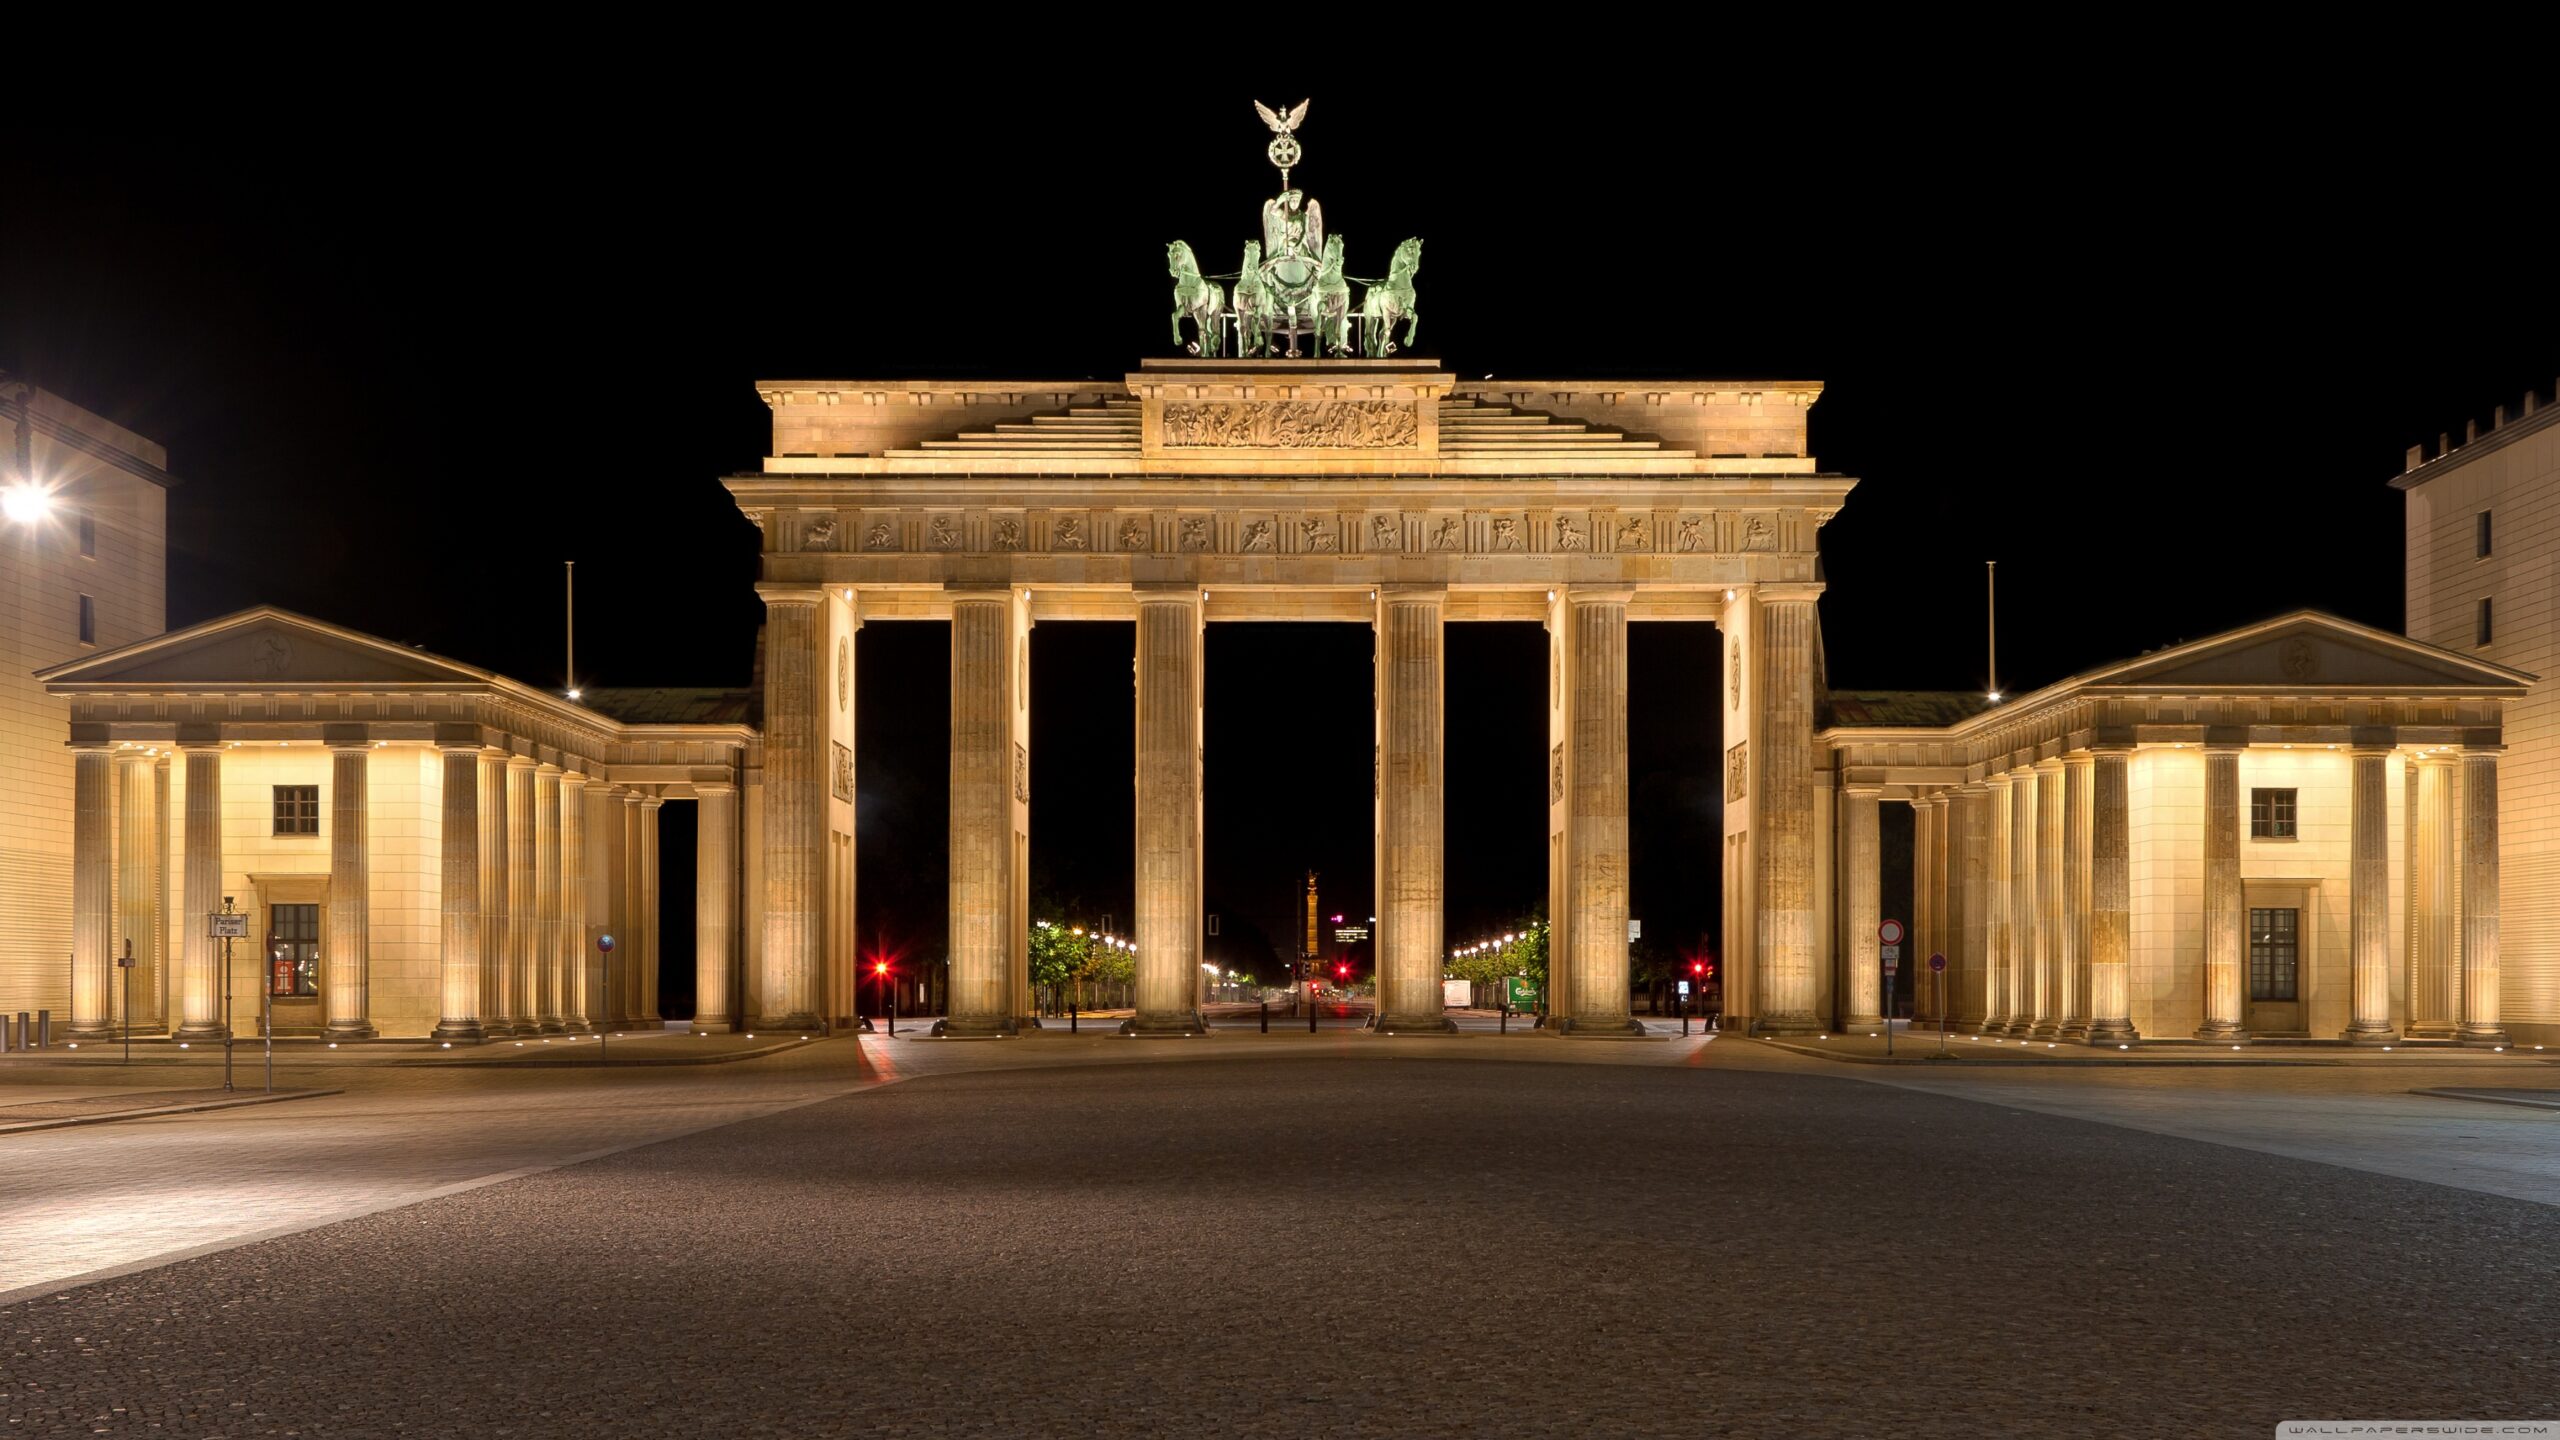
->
534, 765, 564, 1032
2409, 755, 2457, 1038
943, 596, 1017, 1036
1375, 587, 1452, 1033
622, 791, 644, 1025
115, 751, 158, 1034
477, 751, 509, 1034
2031, 758, 2064, 1038
1009, 588, 1037, 1032
176, 736, 226, 1039
1752, 590, 1820, 1035
2345, 744, 2397, 1044
70, 744, 114, 1037
756, 590, 825, 1030
1916, 795, 1947, 1023
1981, 774, 2012, 1033
2009, 764, 2040, 1035
2087, 745, 2140, 1045
584, 781, 616, 1026
1842, 784, 1883, 1030
1128, 590, 1206, 1035
2060, 754, 2093, 1041
695, 781, 738, 1031
434, 741, 483, 1042
506, 756, 537, 1033
640, 795, 663, 1024
2196, 739, 2246, 1041
1953, 784, 1988, 1028
560, 772, 589, 1033
2459, 746, 2508, 1047
324, 737, 376, 1039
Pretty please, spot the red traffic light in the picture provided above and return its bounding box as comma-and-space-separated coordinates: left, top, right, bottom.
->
873, 960, 890, 977
1336, 963, 1350, 979
1691, 960, 1705, 976
1704, 963, 1716, 978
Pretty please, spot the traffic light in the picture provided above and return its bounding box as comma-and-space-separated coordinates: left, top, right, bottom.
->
873, 960, 890, 977
1336, 963, 1350, 981
1691, 960, 1705, 978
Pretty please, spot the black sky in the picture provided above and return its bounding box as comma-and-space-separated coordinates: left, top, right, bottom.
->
7, 59, 2554, 992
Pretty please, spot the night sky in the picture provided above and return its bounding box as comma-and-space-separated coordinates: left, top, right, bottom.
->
8, 69, 2554, 998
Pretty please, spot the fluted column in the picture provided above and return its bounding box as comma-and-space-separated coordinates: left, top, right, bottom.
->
476, 752, 508, 1033
640, 795, 663, 1024
757, 590, 825, 1030
584, 781, 616, 1026
114, 752, 158, 1034
2409, 756, 2457, 1038
694, 781, 738, 1030
2459, 746, 2508, 1047
2340, 744, 2397, 1043
943, 597, 1016, 1036
559, 772, 589, 1033
2060, 754, 2093, 1041
2196, 740, 2246, 1040
324, 739, 376, 1038
2087, 745, 2139, 1045
70, 744, 114, 1037
1128, 591, 1206, 1035
533, 765, 564, 1032
1842, 784, 1883, 1029
2031, 758, 2064, 1038
1375, 587, 1452, 1034
434, 742, 483, 1042
1953, 784, 1988, 1028
1981, 774, 2012, 1033
621, 791, 644, 1025
2008, 765, 2039, 1035
176, 738, 227, 1039
505, 756, 536, 1034
1008, 588, 1036, 1031
1914, 795, 1946, 1023
1752, 591, 1820, 1035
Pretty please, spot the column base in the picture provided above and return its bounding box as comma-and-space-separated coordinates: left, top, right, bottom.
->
559, 1020, 596, 1036
430, 1021, 486, 1043
2085, 1019, 2141, 1046
1555, 1015, 1647, 1037
1371, 1013, 1458, 1035
2344, 1022, 2399, 1046
1751, 1014, 1821, 1037
692, 1014, 737, 1034
2027, 1021, 2062, 1040
175, 1021, 232, 1041
2458, 1025, 2512, 1049
747, 1012, 824, 1033
931, 1015, 1019, 1038
1118, 1011, 1208, 1037
2058, 1023, 2091, 1042
1015, 1014, 1043, 1032
2404, 1023, 2458, 1040
537, 1019, 569, 1035
2192, 1021, 2247, 1042
1842, 1013, 1886, 1032
325, 1021, 379, 1040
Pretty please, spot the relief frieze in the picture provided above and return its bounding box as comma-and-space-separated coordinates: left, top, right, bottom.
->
1160, 400, 1419, 448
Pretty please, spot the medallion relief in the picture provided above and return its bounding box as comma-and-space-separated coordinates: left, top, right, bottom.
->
1725, 740, 1748, 802
1159, 399, 1418, 448
832, 740, 856, 802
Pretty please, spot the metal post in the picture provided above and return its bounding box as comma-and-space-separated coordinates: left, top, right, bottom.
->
1070, 999, 1078, 1035
1500, 1001, 1509, 1035
1260, 1000, 1268, 1033
263, 972, 273, 1094
122, 939, 133, 1066
888, 981, 897, 1038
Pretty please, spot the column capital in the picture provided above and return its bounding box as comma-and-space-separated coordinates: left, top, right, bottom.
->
755, 583, 832, 607
690, 780, 737, 798
1756, 582, 1825, 604
640, 794, 665, 811
2032, 755, 2065, 775
506, 751, 537, 771
2061, 749, 2096, 770
1840, 781, 1885, 799
2348, 745, 2396, 760
1911, 791, 1946, 811
2462, 742, 2506, 758
535, 759, 563, 776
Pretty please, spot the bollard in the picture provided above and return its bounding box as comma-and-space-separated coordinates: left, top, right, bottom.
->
1500, 1002, 1509, 1035
1260, 1000, 1269, 1034
1070, 1002, 1078, 1036
1309, 997, 1318, 1034
38, 1009, 52, 1048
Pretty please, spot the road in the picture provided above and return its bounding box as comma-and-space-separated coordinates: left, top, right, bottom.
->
7, 1034, 2559, 1436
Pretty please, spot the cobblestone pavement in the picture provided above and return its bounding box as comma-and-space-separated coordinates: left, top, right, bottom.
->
7, 1047, 2560, 1437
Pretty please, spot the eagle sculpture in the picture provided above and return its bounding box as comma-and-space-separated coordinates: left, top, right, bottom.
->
1254, 99, 1310, 135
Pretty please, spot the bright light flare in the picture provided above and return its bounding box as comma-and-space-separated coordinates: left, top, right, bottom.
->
1, 484, 53, 524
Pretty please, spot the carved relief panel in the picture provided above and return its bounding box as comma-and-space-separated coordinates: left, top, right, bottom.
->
1725, 740, 1748, 803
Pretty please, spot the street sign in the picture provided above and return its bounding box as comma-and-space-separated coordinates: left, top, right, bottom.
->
1882, 944, 1900, 969
1208, 913, 1220, 936
1628, 919, 1642, 941
117, 954, 136, 968
1503, 975, 1538, 1010
1878, 918, 1905, 946
1928, 952, 1947, 973
208, 913, 250, 939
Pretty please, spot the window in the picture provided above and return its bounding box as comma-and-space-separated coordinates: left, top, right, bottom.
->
2477, 510, 2494, 558
78, 513, 95, 559
2478, 596, 2495, 647
273, 785, 320, 836
77, 594, 94, 645
2248, 907, 2299, 1002
2249, 788, 2297, 839
268, 903, 319, 997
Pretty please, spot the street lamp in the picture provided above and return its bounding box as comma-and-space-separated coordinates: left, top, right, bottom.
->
1, 484, 50, 524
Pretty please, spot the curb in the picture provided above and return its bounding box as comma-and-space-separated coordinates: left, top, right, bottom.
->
2410, 1087, 2560, 1112
1748, 1037, 2331, 1068
0, 1087, 342, 1137
402, 1037, 825, 1069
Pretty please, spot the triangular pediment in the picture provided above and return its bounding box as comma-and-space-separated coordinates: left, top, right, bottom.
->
2085, 612, 2532, 692
38, 608, 493, 689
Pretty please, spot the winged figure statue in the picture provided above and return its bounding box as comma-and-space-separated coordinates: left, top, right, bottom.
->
1254, 99, 1310, 135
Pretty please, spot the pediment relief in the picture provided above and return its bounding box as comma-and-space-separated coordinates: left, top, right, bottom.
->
2093, 615, 2528, 693
43, 611, 483, 689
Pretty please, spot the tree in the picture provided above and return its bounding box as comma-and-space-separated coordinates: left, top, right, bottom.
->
1028, 921, 1088, 1015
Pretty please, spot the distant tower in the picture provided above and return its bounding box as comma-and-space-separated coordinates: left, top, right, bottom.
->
1303, 871, 1319, 959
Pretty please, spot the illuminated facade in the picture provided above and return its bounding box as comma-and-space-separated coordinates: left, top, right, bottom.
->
1, 380, 168, 1029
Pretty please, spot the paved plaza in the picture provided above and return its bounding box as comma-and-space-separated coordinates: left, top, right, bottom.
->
4, 1032, 2557, 1437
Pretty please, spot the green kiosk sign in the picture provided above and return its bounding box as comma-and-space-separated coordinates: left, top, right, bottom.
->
1504, 976, 1539, 1011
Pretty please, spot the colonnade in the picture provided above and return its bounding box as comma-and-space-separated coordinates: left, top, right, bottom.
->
66, 725, 692, 1041
1882, 736, 2508, 1046
758, 584, 1825, 1038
